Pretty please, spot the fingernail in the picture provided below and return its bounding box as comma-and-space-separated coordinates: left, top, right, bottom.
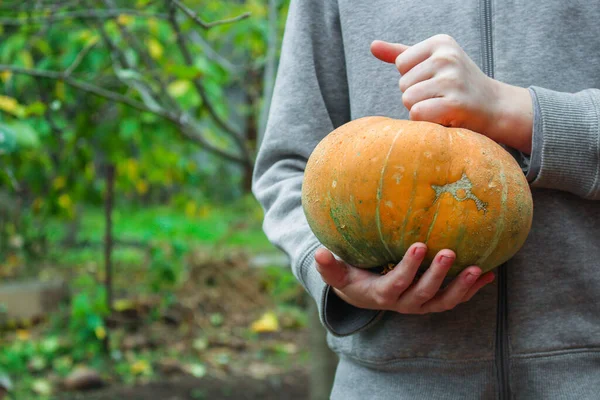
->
466, 272, 480, 284
440, 255, 454, 266
412, 246, 426, 257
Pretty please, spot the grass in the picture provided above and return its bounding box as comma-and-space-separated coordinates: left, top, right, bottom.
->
44, 195, 277, 258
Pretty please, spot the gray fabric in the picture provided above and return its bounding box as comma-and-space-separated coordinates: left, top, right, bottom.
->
521, 88, 543, 183
252, 0, 600, 398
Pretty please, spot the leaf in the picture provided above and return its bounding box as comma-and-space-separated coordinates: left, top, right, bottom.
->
167, 64, 203, 80
135, 180, 149, 195
117, 14, 134, 26
31, 379, 53, 396
58, 194, 73, 210
130, 359, 151, 375
147, 38, 164, 60
94, 326, 106, 340
167, 80, 191, 98
53, 176, 66, 190
0, 70, 12, 83
192, 337, 209, 352
25, 101, 47, 116
119, 118, 140, 140
250, 311, 279, 333
209, 313, 224, 327
6, 121, 40, 149
185, 201, 197, 218
185, 363, 207, 378
0, 95, 24, 117
16, 329, 30, 340
0, 123, 17, 154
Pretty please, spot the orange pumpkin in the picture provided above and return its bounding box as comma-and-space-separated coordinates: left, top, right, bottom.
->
302, 116, 533, 276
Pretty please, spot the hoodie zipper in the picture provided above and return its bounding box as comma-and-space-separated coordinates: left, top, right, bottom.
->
479, 0, 510, 399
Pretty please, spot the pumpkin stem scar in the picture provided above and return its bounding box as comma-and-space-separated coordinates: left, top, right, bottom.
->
431, 173, 488, 212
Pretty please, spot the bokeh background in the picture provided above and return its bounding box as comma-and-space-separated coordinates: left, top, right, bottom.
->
0, 1, 337, 399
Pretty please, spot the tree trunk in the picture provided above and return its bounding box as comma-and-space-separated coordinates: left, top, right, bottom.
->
103, 163, 115, 354
242, 109, 257, 193
308, 294, 339, 400
258, 0, 279, 145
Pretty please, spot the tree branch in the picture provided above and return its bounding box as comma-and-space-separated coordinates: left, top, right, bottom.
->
167, 5, 249, 156
64, 40, 98, 77
0, 9, 168, 26
0, 65, 249, 165
0, 64, 174, 120
170, 0, 250, 29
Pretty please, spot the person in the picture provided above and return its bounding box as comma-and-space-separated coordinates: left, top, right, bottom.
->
252, 0, 600, 398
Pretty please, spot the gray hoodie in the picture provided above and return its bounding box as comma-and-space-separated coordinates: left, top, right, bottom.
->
253, 0, 600, 398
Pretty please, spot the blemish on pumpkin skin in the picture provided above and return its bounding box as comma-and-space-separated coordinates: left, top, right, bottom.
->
431, 173, 488, 212
332, 180, 337, 188
385, 201, 393, 208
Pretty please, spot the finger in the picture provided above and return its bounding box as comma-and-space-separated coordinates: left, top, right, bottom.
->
398, 57, 436, 93
461, 271, 495, 302
395, 34, 455, 75
401, 78, 442, 111
370, 40, 410, 64
314, 248, 351, 289
420, 266, 482, 313
373, 243, 427, 305
409, 97, 466, 127
400, 250, 456, 307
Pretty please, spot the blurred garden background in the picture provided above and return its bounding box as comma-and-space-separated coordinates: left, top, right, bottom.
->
0, 1, 336, 398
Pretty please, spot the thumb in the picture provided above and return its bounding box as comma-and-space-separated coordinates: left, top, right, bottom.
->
370, 40, 410, 64
314, 248, 350, 289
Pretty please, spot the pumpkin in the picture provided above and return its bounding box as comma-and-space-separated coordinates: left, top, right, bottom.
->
301, 116, 533, 276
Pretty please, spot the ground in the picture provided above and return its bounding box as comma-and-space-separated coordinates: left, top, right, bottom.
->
62, 370, 309, 400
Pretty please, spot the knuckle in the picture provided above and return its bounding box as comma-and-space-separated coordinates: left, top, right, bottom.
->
398, 77, 409, 93
409, 104, 428, 122
373, 287, 393, 308
402, 91, 414, 110
434, 33, 456, 46
414, 288, 435, 302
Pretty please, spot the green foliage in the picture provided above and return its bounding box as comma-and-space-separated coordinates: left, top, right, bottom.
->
68, 275, 110, 358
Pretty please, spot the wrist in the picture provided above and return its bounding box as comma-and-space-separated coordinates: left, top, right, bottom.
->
489, 79, 534, 154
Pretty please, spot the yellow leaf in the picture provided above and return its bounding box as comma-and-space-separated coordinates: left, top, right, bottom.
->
52, 176, 66, 190
184, 201, 197, 218
125, 158, 138, 180
250, 311, 279, 333
55, 81, 65, 100
0, 95, 24, 116
19, 50, 34, 68
58, 193, 72, 210
130, 359, 151, 375
114, 298, 135, 312
16, 329, 30, 340
135, 180, 148, 195
147, 38, 164, 59
0, 70, 12, 83
198, 205, 210, 218
85, 163, 95, 180
147, 17, 159, 34
95, 326, 106, 340
167, 80, 190, 98
117, 14, 134, 26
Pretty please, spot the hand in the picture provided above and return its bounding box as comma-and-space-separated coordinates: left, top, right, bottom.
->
315, 243, 494, 314
370, 34, 533, 154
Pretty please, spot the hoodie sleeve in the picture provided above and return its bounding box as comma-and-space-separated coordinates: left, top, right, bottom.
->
526, 86, 600, 200
252, 0, 383, 336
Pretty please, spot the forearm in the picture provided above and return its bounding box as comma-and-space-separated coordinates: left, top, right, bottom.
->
490, 79, 534, 154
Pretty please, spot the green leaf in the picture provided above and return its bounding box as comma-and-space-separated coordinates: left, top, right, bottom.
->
167, 64, 203, 80
0, 123, 17, 154
6, 121, 40, 150
119, 118, 140, 140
